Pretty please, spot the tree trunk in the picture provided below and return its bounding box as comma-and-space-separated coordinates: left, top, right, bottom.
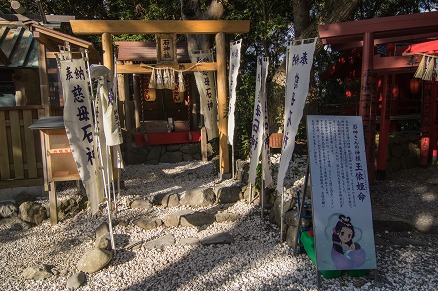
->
272, 0, 360, 86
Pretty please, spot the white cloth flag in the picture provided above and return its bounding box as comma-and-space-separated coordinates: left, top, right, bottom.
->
276, 39, 317, 193
60, 57, 102, 214
227, 39, 242, 145
190, 51, 218, 140
249, 57, 269, 186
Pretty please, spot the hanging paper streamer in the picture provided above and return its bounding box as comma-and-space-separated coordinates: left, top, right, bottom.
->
149, 69, 156, 88
59, 57, 102, 214
190, 50, 219, 140
156, 68, 164, 89
178, 71, 185, 92
249, 57, 270, 186
227, 39, 242, 146
276, 38, 317, 193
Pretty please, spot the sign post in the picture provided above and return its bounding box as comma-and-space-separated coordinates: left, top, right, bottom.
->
307, 115, 377, 285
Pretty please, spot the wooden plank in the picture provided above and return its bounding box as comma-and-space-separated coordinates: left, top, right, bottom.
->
9, 110, 24, 179
23, 110, 38, 178
0, 111, 10, 180
70, 20, 250, 35
37, 42, 50, 116
117, 62, 217, 74
49, 181, 58, 225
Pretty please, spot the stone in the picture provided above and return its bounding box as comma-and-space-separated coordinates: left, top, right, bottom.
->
22, 264, 53, 280
66, 272, 86, 289
143, 234, 175, 249
180, 211, 215, 227
125, 240, 143, 250
200, 232, 234, 245
183, 153, 194, 161
216, 185, 242, 204
285, 225, 298, 249
235, 159, 250, 184
1, 216, 31, 231
163, 209, 193, 227
95, 222, 109, 240
147, 146, 162, 161
179, 237, 200, 246
19, 201, 47, 225
77, 249, 112, 273
215, 212, 241, 223
130, 199, 153, 210
0, 201, 18, 218
58, 198, 79, 221
166, 144, 181, 152
179, 143, 201, 156
133, 217, 163, 230
180, 187, 216, 207
95, 234, 111, 250
160, 151, 183, 164
153, 193, 179, 207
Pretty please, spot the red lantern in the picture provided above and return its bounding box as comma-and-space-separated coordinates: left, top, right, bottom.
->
409, 78, 421, 95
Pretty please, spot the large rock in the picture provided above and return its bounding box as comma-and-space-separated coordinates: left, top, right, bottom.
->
200, 232, 234, 245
160, 151, 183, 164
147, 146, 162, 161
180, 211, 215, 227
163, 209, 193, 227
13, 191, 35, 206
180, 187, 216, 207
77, 249, 112, 273
216, 185, 242, 204
235, 159, 250, 183
66, 272, 86, 289
0, 201, 18, 218
133, 217, 163, 230
130, 199, 153, 210
153, 193, 180, 207
19, 201, 47, 225
179, 143, 201, 156
143, 234, 175, 249
215, 212, 241, 223
22, 264, 53, 280
95, 222, 109, 240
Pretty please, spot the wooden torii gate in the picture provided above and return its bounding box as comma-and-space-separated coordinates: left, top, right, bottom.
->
70, 20, 250, 176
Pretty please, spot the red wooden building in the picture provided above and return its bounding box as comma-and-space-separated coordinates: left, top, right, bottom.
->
318, 11, 438, 181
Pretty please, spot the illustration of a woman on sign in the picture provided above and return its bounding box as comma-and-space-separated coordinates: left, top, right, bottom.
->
330, 214, 366, 269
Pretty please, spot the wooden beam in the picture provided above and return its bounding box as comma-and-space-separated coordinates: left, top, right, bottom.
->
116, 62, 217, 74
70, 20, 250, 35
37, 42, 49, 116
319, 11, 438, 40
373, 55, 420, 73
32, 31, 59, 52
215, 32, 229, 175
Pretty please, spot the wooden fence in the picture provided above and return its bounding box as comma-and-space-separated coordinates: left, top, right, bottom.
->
0, 106, 44, 187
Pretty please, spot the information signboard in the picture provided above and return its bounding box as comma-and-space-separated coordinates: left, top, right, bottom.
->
307, 115, 377, 271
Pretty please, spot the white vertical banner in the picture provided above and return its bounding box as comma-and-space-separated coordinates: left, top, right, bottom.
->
262, 87, 273, 187
249, 57, 269, 186
276, 38, 317, 193
190, 51, 218, 140
59, 57, 102, 214
227, 39, 242, 146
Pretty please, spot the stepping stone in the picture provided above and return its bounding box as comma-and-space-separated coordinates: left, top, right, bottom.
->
143, 234, 175, 249
200, 232, 234, 245
77, 249, 112, 273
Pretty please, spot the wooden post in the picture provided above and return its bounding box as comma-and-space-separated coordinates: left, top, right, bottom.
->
133, 74, 141, 131
37, 43, 49, 117
102, 33, 114, 76
359, 32, 375, 183
215, 32, 230, 176
376, 75, 391, 180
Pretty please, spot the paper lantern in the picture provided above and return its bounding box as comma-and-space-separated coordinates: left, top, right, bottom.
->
145, 88, 156, 102
409, 78, 420, 95
173, 84, 184, 103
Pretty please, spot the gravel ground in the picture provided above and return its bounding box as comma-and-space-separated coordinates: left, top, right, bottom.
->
1, 158, 437, 290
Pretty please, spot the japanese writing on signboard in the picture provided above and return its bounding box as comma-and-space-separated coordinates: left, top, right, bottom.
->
190, 51, 218, 140
227, 39, 242, 146
276, 39, 317, 193
307, 115, 376, 272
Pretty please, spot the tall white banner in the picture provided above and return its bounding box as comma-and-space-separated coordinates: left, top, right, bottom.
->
249, 57, 269, 186
59, 57, 102, 214
276, 39, 317, 193
190, 51, 218, 140
227, 39, 242, 146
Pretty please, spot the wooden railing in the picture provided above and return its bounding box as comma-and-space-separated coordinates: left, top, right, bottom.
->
0, 106, 44, 186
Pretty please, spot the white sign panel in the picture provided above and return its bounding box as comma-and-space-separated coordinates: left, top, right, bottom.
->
307, 115, 377, 271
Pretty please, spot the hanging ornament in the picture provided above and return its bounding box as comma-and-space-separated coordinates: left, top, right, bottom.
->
163, 68, 170, 89
169, 69, 176, 89
156, 68, 164, 89
414, 55, 426, 79
149, 69, 156, 88
423, 57, 435, 81
178, 71, 185, 93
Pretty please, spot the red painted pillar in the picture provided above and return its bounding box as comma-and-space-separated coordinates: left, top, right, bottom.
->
420, 81, 433, 165
376, 75, 391, 180
429, 81, 438, 162
359, 32, 375, 183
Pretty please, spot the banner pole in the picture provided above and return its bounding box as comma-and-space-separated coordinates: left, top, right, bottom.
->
280, 186, 285, 242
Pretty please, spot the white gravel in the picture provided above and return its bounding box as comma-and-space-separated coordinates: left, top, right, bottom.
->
0, 156, 437, 290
